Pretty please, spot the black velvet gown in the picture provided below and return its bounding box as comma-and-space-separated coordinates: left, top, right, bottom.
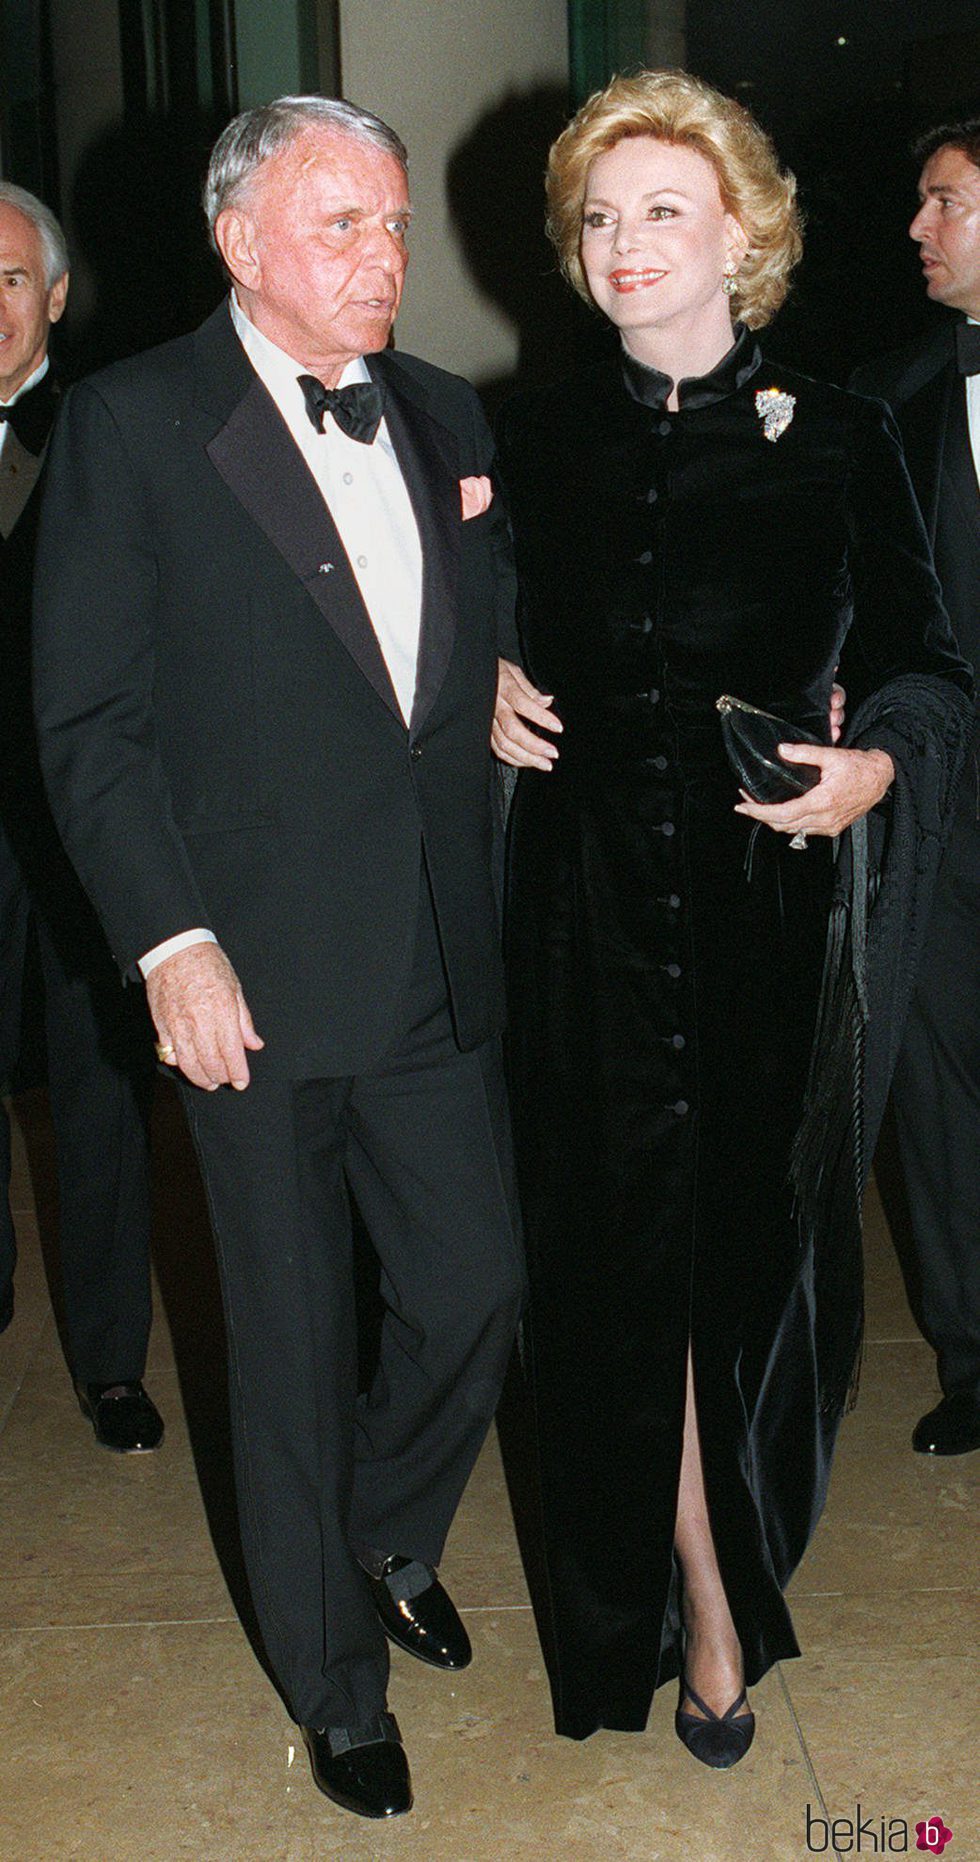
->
496, 327, 971, 1740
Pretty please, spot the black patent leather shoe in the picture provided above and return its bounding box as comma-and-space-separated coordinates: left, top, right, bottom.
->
912, 1390, 980, 1456
366, 1556, 472, 1670
302, 1712, 412, 1818
77, 1381, 164, 1453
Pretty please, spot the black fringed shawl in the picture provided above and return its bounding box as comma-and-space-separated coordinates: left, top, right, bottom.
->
791, 674, 974, 1417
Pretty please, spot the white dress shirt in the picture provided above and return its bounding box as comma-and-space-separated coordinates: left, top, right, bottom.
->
140, 298, 424, 978
229, 291, 423, 719
0, 353, 49, 539
966, 317, 979, 491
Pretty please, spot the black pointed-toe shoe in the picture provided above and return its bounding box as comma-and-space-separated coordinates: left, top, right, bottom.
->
302, 1713, 412, 1819
912, 1390, 980, 1456
675, 1679, 756, 1769
77, 1381, 164, 1453
366, 1555, 472, 1670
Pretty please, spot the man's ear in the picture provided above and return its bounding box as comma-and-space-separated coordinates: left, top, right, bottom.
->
47, 271, 69, 327
214, 208, 261, 292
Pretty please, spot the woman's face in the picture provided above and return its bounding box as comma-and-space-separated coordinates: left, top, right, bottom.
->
580, 136, 745, 347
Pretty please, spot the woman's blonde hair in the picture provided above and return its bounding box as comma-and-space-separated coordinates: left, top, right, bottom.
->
546, 70, 802, 329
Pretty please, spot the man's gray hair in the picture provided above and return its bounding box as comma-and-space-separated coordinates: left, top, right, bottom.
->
203, 96, 408, 248
0, 181, 69, 287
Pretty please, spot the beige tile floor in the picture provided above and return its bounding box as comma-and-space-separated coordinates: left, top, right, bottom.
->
0, 1087, 976, 1862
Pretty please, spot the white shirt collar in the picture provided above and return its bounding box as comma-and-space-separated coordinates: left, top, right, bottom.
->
0, 351, 50, 409
228, 292, 368, 418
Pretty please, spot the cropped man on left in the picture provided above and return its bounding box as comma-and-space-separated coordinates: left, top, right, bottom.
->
0, 183, 161, 1453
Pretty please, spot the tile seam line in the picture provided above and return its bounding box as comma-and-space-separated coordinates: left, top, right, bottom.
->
4, 1615, 240, 1632
777, 1662, 846, 1862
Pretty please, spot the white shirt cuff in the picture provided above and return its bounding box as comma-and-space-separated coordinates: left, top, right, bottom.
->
138, 928, 217, 978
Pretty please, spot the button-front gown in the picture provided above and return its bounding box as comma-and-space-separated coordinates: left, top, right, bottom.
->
496, 328, 971, 1739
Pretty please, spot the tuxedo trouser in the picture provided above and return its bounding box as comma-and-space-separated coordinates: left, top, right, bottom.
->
890, 792, 980, 1401
180, 874, 525, 1730
0, 813, 154, 1376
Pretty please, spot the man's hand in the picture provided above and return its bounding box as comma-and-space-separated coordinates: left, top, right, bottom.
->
492, 659, 563, 771
829, 679, 845, 744
146, 943, 264, 1091
734, 742, 895, 839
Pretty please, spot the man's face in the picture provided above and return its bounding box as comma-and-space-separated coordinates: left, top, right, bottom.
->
217, 128, 411, 382
910, 145, 980, 317
0, 203, 68, 401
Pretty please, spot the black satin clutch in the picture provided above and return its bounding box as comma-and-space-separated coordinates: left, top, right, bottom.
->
716, 695, 823, 804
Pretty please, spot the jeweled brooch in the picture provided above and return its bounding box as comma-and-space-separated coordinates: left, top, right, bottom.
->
755, 386, 796, 443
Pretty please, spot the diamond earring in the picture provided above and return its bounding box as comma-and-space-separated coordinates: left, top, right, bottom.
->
722, 259, 739, 298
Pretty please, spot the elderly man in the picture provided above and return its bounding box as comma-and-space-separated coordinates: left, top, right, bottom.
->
853, 119, 980, 1458
0, 183, 159, 1452
33, 99, 524, 1819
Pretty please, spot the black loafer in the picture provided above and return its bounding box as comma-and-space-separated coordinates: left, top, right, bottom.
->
77, 1381, 164, 1453
367, 1556, 472, 1670
302, 1712, 412, 1819
912, 1390, 980, 1456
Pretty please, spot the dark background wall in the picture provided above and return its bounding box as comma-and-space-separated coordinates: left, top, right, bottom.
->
0, 1, 978, 385
686, 0, 980, 377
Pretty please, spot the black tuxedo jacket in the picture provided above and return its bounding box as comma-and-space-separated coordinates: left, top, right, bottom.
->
1, 371, 60, 802
0, 370, 91, 927
33, 304, 518, 1075
851, 319, 980, 682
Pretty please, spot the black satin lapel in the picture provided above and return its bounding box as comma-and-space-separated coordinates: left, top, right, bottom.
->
900, 365, 953, 545
206, 376, 402, 720
375, 376, 461, 734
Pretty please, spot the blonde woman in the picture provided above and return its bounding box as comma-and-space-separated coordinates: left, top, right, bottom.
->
494, 71, 971, 1759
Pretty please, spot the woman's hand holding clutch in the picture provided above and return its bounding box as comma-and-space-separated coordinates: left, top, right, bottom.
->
733, 742, 895, 840
492, 659, 563, 770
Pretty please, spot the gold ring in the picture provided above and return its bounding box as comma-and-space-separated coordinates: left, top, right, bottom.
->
155, 1041, 177, 1063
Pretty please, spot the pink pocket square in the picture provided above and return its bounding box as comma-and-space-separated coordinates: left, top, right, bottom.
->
460, 474, 493, 519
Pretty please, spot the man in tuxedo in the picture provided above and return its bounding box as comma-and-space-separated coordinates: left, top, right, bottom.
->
33, 99, 524, 1820
0, 184, 160, 1453
852, 118, 980, 1457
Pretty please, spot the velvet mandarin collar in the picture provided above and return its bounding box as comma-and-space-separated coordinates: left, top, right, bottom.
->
620, 321, 763, 412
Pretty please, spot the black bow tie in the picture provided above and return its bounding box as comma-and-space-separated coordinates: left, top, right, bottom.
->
0, 380, 57, 455
955, 323, 980, 376
297, 374, 385, 443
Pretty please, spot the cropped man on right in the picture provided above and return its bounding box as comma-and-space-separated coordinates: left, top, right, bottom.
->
852, 118, 980, 1456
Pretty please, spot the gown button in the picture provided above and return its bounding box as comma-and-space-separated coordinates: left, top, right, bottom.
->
660, 821, 675, 837
657, 418, 672, 437
668, 893, 681, 909
672, 1033, 686, 1050
636, 549, 653, 565
647, 687, 660, 705
665, 961, 682, 979
671, 1099, 690, 1117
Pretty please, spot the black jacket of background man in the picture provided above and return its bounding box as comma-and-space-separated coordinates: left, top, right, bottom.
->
853, 315, 980, 1408
0, 367, 152, 1378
